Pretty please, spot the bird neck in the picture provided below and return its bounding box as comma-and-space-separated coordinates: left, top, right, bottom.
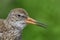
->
5, 17, 26, 31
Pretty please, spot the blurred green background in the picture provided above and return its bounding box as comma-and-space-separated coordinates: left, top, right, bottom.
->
0, 0, 60, 40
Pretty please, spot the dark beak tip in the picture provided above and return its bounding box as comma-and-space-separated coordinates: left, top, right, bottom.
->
38, 24, 47, 28
36, 21, 47, 29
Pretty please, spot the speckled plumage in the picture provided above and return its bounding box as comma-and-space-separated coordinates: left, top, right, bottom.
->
0, 8, 46, 40
0, 8, 28, 40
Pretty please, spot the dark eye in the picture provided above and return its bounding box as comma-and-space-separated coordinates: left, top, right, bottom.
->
18, 15, 21, 17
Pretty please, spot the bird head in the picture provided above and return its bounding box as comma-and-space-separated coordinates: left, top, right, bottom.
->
6, 8, 47, 30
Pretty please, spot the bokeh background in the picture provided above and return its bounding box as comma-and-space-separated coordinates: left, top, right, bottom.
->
0, 0, 60, 40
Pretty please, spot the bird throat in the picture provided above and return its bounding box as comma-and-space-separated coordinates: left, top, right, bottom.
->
9, 21, 26, 30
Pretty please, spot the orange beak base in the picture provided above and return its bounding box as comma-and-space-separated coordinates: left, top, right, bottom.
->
26, 17, 47, 28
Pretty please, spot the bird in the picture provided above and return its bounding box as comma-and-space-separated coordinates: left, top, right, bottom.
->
0, 8, 47, 40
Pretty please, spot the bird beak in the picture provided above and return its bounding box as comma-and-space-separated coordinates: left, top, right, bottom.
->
26, 17, 47, 28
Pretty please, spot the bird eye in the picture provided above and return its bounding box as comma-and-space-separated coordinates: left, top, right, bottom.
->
18, 15, 21, 17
